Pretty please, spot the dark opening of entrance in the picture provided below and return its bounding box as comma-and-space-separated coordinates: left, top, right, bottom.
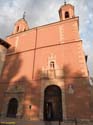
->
44, 85, 63, 121
7, 98, 18, 118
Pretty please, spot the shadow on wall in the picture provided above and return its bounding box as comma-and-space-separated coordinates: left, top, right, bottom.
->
0, 48, 44, 120
0, 47, 41, 119
0, 47, 22, 83
0, 47, 92, 120
35, 65, 91, 120
0, 47, 23, 117
16, 76, 41, 120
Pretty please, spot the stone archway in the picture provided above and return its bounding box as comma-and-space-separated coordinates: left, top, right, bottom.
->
7, 98, 18, 118
44, 85, 63, 121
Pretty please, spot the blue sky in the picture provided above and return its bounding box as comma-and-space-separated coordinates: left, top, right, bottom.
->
0, 0, 93, 76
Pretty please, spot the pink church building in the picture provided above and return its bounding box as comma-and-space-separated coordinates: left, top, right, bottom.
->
0, 2, 93, 123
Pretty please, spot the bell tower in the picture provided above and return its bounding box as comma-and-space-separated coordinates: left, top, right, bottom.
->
13, 18, 29, 34
59, 2, 75, 21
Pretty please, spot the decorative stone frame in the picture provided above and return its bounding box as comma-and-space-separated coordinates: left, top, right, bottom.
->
39, 54, 66, 120
39, 78, 67, 121
1, 84, 25, 119
47, 53, 57, 70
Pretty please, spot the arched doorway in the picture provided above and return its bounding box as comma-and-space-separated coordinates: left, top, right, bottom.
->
44, 85, 63, 121
7, 98, 18, 118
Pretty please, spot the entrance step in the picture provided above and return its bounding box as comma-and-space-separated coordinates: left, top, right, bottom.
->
0, 118, 93, 125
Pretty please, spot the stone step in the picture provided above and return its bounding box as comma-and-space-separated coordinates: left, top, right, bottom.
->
0, 118, 93, 125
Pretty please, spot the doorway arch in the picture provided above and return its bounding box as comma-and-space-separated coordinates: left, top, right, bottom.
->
44, 85, 63, 121
7, 98, 18, 118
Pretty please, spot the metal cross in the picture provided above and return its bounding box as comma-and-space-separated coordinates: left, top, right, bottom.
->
23, 11, 26, 19
64, 0, 67, 5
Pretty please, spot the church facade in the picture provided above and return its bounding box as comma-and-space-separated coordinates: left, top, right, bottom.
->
0, 3, 93, 121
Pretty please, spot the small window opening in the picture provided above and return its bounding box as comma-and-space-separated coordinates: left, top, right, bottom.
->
50, 61, 55, 69
29, 105, 32, 109
65, 11, 69, 18
85, 55, 88, 63
17, 26, 19, 32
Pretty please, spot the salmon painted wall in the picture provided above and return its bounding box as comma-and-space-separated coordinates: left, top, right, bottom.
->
3, 17, 87, 83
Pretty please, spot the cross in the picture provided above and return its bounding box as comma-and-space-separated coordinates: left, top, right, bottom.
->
23, 11, 26, 19
64, 0, 67, 5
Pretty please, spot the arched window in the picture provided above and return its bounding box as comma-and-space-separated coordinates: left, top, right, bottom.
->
50, 61, 55, 69
65, 11, 69, 18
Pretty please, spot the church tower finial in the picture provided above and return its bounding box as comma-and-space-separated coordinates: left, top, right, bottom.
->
23, 11, 26, 19
64, 0, 66, 5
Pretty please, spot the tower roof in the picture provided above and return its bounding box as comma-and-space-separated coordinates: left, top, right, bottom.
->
59, 3, 75, 21
59, 3, 74, 11
15, 18, 28, 26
